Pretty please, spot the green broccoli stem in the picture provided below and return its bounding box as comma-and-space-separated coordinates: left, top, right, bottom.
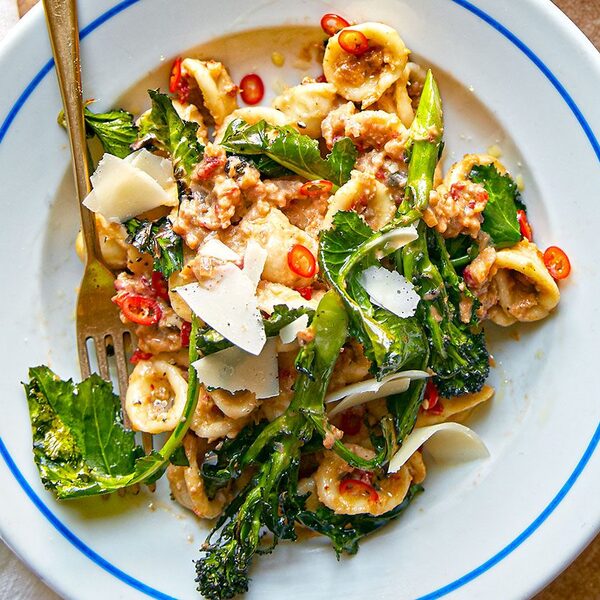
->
126, 316, 201, 486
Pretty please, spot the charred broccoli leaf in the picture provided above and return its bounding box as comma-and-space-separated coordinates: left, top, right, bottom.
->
319, 211, 428, 380
58, 104, 138, 158
400, 223, 489, 397
125, 216, 183, 278
219, 118, 357, 188
138, 90, 204, 179
23, 320, 203, 498
470, 163, 522, 248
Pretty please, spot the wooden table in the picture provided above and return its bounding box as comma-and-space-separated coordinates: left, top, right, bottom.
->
8, 0, 600, 598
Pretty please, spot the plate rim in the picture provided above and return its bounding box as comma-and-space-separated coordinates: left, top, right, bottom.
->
0, 1, 599, 599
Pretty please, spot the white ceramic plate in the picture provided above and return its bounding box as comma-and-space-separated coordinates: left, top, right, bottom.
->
1, 1, 599, 599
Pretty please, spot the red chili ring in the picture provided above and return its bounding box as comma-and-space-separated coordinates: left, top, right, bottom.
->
338, 29, 369, 56
299, 179, 334, 197
517, 209, 533, 242
239, 73, 265, 105
339, 478, 379, 502
169, 57, 183, 94
115, 294, 162, 326
320, 13, 350, 36
288, 244, 317, 278
543, 246, 571, 280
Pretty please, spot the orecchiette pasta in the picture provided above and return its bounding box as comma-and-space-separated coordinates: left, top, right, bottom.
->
181, 58, 237, 126
190, 385, 251, 440
167, 433, 230, 519
75, 214, 129, 270
314, 444, 426, 516
125, 359, 188, 434
416, 385, 494, 427
492, 240, 560, 323
272, 82, 341, 138
323, 22, 410, 108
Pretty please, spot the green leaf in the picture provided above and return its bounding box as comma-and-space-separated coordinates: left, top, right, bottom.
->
23, 318, 203, 499
195, 305, 314, 356
24, 366, 143, 498
138, 90, 204, 179
319, 211, 428, 379
125, 216, 183, 278
58, 105, 138, 159
469, 163, 522, 248
219, 119, 357, 188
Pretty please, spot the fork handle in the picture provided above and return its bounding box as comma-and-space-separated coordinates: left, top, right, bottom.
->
43, 0, 101, 261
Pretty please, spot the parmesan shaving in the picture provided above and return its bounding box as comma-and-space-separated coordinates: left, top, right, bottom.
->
83, 151, 177, 222
198, 239, 241, 262
242, 240, 268, 289
326, 370, 429, 416
192, 338, 279, 399
279, 315, 310, 344
360, 266, 420, 318
374, 225, 418, 258
175, 263, 266, 355
388, 422, 489, 473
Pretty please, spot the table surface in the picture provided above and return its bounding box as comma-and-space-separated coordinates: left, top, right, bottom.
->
0, 0, 599, 599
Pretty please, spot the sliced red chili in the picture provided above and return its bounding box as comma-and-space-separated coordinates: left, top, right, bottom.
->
315, 73, 327, 83
320, 13, 350, 36
288, 244, 316, 278
338, 411, 362, 436
423, 379, 444, 414
130, 349, 152, 364
151, 272, 170, 301
169, 57, 182, 94
543, 246, 571, 280
239, 73, 264, 105
296, 286, 313, 300
338, 29, 369, 56
180, 321, 191, 347
517, 209, 533, 242
339, 478, 379, 502
299, 179, 333, 196
115, 294, 162, 326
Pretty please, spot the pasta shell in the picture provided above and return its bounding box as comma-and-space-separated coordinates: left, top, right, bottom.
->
181, 59, 237, 126
125, 359, 188, 434
323, 22, 410, 108
272, 82, 340, 138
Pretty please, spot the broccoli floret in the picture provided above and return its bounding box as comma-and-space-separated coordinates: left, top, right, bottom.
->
400, 223, 490, 398
430, 325, 489, 397
196, 433, 302, 600
195, 292, 348, 600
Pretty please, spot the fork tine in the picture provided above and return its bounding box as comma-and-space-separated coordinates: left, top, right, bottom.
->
112, 331, 131, 417
112, 331, 154, 455
93, 335, 110, 382
77, 332, 91, 379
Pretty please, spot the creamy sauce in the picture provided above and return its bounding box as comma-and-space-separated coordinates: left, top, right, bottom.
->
117, 26, 325, 115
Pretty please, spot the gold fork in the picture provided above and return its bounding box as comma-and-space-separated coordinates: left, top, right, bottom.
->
43, 0, 152, 453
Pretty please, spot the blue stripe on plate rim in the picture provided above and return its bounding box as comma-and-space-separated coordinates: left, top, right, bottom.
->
0, 0, 598, 598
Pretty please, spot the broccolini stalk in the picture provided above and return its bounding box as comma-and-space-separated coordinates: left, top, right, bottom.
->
399, 223, 489, 397
195, 292, 348, 600
397, 69, 444, 225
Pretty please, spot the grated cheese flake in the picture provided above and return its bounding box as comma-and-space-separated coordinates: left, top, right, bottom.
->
175, 263, 266, 355
388, 422, 489, 473
192, 338, 279, 399
359, 266, 421, 318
